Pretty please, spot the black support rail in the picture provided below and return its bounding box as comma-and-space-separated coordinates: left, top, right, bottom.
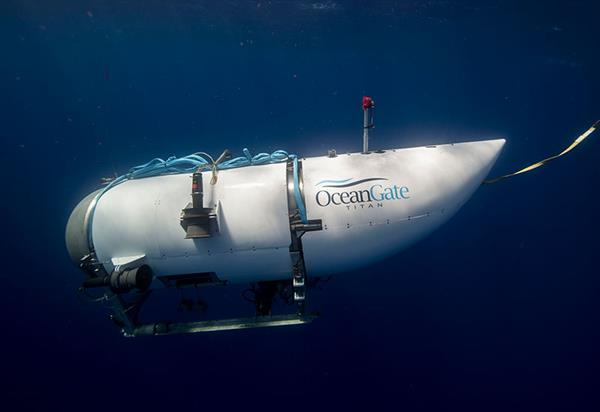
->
129, 313, 318, 336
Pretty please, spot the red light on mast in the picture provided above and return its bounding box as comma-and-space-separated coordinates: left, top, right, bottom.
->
362, 96, 374, 110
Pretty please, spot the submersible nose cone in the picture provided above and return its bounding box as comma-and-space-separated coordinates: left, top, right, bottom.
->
65, 189, 102, 265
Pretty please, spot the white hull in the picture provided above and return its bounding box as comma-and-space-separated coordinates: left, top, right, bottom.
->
84, 139, 505, 284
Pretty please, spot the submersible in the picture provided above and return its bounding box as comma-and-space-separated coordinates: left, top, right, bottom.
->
67, 97, 594, 336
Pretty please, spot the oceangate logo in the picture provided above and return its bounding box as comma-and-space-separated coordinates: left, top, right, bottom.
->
315, 178, 410, 209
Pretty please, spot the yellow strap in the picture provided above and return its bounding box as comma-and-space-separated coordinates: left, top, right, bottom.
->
483, 120, 599, 184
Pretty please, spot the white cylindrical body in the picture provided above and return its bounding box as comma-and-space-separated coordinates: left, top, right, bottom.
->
80, 139, 505, 285
91, 163, 294, 283
301, 139, 504, 276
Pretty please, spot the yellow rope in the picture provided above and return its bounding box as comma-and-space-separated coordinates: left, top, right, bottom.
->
483, 120, 599, 184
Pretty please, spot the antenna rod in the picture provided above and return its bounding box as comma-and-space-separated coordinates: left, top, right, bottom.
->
362, 96, 375, 153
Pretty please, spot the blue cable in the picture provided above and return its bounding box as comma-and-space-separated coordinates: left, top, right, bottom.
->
87, 148, 308, 248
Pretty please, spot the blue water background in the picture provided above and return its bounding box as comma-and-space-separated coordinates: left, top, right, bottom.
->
1, 1, 599, 410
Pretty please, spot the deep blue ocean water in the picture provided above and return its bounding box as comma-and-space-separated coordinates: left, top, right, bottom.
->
2, 1, 600, 410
